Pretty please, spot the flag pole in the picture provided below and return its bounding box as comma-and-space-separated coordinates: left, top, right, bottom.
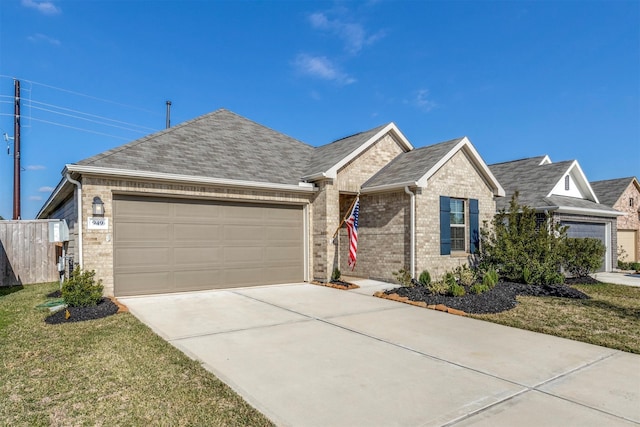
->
330, 193, 359, 243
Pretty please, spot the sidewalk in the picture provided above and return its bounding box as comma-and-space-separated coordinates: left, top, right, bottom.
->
593, 271, 640, 287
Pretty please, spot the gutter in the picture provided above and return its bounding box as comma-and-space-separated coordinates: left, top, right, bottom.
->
65, 173, 83, 268
66, 164, 318, 193
404, 186, 416, 279
361, 181, 418, 194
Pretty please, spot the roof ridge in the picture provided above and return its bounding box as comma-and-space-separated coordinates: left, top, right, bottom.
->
488, 155, 547, 166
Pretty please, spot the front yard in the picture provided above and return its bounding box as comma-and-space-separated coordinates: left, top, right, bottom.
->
0, 283, 274, 427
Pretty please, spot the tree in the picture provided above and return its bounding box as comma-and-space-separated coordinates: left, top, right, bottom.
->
478, 193, 566, 285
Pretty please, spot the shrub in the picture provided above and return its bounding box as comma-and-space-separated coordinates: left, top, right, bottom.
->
562, 237, 606, 277
448, 282, 466, 297
331, 267, 341, 282
444, 272, 457, 288
470, 283, 489, 295
482, 267, 498, 289
427, 280, 448, 295
454, 264, 475, 286
632, 262, 640, 272
392, 267, 413, 287
62, 267, 103, 307
418, 270, 431, 286
479, 193, 566, 285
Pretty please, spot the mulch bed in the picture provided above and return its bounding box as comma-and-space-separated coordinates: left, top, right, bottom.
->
381, 280, 593, 315
45, 298, 119, 324
311, 280, 359, 290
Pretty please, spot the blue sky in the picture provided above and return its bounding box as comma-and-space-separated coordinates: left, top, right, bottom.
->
0, 0, 638, 219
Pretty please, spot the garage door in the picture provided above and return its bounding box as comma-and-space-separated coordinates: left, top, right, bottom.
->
618, 230, 638, 263
561, 221, 607, 272
113, 195, 305, 296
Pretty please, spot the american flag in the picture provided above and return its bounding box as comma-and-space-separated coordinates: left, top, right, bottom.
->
345, 198, 359, 270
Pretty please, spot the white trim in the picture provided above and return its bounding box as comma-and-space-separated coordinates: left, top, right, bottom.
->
415, 137, 506, 197
539, 155, 552, 165
361, 181, 418, 194
36, 177, 69, 219
303, 203, 310, 282
404, 186, 416, 279
319, 123, 413, 180
605, 222, 612, 271
538, 205, 622, 217
546, 160, 599, 203
64, 164, 317, 193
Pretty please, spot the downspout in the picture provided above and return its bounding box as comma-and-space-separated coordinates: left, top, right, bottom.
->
65, 173, 83, 268
404, 186, 415, 279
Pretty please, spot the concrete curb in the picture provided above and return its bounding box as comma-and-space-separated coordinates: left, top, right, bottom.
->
374, 291, 467, 316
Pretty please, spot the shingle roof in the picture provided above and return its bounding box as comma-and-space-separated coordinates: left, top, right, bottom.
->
489, 157, 572, 209
489, 156, 618, 215
304, 125, 387, 178
362, 138, 463, 189
590, 177, 637, 207
77, 109, 314, 186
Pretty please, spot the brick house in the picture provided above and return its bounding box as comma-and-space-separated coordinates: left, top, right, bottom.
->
38, 109, 503, 296
591, 177, 640, 263
488, 155, 621, 271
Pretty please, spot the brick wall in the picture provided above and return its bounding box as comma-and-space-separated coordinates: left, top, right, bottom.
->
612, 181, 640, 262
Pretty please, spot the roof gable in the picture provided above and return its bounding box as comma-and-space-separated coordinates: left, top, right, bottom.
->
303, 123, 413, 180
77, 109, 314, 186
547, 160, 599, 203
363, 136, 504, 196
590, 177, 640, 207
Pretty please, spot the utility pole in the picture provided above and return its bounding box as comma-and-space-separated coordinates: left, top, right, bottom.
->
13, 79, 21, 220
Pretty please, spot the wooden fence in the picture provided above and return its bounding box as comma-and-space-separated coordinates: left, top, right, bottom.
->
0, 220, 59, 286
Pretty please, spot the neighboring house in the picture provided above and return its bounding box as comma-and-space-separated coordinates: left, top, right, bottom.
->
488, 155, 621, 272
38, 109, 503, 296
591, 177, 640, 263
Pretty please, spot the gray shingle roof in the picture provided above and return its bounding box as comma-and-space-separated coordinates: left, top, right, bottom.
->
489, 156, 618, 215
363, 138, 463, 189
77, 109, 314, 186
590, 177, 637, 207
304, 125, 387, 178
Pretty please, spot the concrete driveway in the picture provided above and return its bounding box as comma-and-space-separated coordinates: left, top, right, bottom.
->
120, 280, 640, 427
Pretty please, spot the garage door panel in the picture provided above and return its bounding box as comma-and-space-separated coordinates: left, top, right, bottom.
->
115, 247, 171, 267
173, 247, 222, 265
116, 223, 172, 242
117, 272, 174, 296
114, 195, 304, 296
562, 221, 607, 272
174, 223, 220, 241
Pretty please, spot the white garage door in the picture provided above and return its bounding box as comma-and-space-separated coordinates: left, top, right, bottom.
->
113, 195, 305, 296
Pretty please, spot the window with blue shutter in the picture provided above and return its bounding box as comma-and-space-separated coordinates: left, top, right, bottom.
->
440, 196, 450, 255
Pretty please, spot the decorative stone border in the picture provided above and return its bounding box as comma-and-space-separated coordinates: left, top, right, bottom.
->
311, 280, 360, 290
374, 291, 467, 316
109, 297, 129, 313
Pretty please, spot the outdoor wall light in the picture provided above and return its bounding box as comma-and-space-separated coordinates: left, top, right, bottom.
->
92, 196, 105, 216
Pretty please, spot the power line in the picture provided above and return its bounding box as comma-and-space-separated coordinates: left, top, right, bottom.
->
28, 117, 132, 140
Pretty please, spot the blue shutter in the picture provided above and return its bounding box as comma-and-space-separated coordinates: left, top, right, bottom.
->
440, 196, 451, 255
469, 198, 479, 254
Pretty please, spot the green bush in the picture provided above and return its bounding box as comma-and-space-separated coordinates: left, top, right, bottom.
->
418, 270, 431, 286
448, 282, 466, 297
479, 194, 566, 285
470, 283, 489, 295
427, 280, 448, 295
331, 267, 341, 281
454, 264, 475, 286
562, 237, 606, 277
632, 262, 640, 271
62, 267, 104, 307
482, 267, 499, 289
392, 267, 413, 287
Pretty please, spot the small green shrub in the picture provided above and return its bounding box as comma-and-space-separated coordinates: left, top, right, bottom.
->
482, 267, 499, 289
392, 267, 413, 287
62, 267, 103, 307
522, 266, 533, 284
470, 283, 489, 295
418, 270, 431, 286
331, 267, 341, 281
427, 280, 448, 295
562, 237, 605, 277
448, 282, 466, 297
632, 262, 640, 272
454, 264, 475, 286
444, 272, 457, 287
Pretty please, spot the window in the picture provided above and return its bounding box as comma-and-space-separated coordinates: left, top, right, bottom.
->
564, 175, 570, 191
450, 199, 466, 251
440, 196, 479, 255
630, 198, 635, 208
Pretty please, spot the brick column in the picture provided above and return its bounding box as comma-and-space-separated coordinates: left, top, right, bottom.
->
312, 179, 340, 281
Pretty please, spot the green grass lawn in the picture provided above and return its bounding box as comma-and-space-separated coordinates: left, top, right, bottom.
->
472, 282, 640, 354
0, 283, 274, 427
